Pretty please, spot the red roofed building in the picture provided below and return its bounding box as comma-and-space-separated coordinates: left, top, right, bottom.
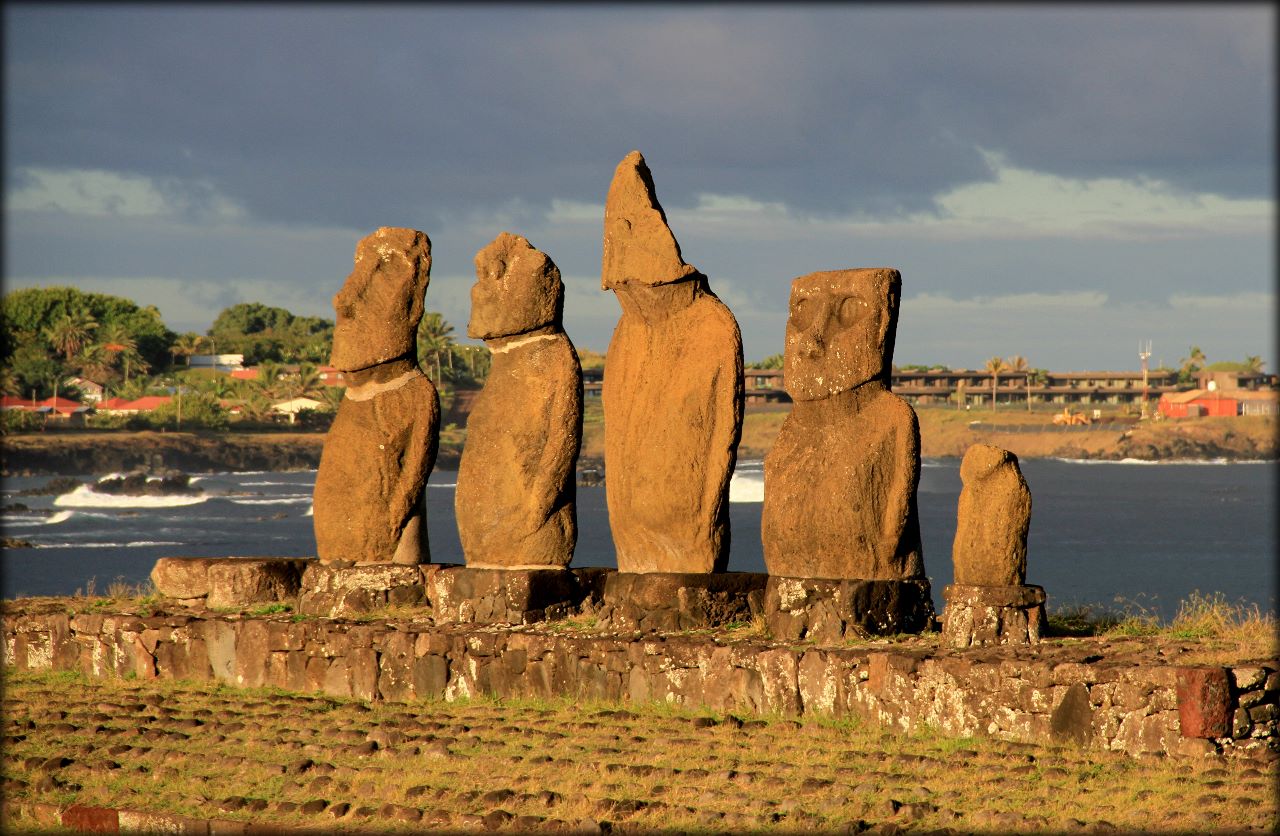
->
99, 395, 172, 414
231, 368, 259, 381
0, 395, 39, 411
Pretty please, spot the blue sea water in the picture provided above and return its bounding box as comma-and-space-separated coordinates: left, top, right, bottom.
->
2, 459, 1275, 622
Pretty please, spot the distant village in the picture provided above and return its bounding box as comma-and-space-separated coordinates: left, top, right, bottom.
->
5, 351, 1277, 430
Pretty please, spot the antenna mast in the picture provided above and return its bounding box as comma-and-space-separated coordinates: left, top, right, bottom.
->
1139, 340, 1152, 419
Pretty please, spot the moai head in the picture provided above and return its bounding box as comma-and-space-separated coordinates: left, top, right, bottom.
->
468, 232, 563, 340
329, 227, 431, 372
601, 151, 699, 291
783, 268, 901, 402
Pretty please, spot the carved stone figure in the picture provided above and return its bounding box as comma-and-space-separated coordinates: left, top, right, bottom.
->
313, 227, 439, 565
762, 268, 924, 581
602, 151, 744, 573
952, 444, 1032, 585
455, 232, 582, 569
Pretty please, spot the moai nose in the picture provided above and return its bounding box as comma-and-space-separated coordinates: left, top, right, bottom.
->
800, 330, 824, 360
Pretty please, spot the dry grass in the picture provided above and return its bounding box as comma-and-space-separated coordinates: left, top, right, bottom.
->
3, 667, 1275, 833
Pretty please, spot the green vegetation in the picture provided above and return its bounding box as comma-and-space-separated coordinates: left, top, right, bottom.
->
3, 667, 1274, 833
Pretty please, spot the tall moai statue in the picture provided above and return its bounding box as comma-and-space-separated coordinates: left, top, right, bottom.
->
760, 268, 933, 638
602, 151, 744, 573
762, 268, 924, 581
313, 227, 440, 565
942, 443, 1045, 647
455, 232, 583, 569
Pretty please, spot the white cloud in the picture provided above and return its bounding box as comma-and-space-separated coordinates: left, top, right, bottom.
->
661, 150, 1274, 243
6, 167, 244, 220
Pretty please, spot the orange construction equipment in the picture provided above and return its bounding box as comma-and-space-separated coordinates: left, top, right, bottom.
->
1051, 407, 1092, 426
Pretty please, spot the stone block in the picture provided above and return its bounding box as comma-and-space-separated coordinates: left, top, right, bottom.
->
1175, 667, 1232, 738
150, 557, 212, 599
599, 571, 767, 632
941, 584, 1046, 648
764, 576, 935, 640
428, 565, 585, 625
1050, 682, 1094, 746
205, 558, 308, 609
297, 563, 426, 618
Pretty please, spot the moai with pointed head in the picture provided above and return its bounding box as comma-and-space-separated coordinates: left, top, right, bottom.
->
761, 268, 933, 638
942, 443, 1045, 647
601, 150, 744, 574
455, 232, 583, 569
313, 227, 439, 565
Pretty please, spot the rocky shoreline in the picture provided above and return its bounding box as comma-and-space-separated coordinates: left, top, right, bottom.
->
2, 415, 1274, 477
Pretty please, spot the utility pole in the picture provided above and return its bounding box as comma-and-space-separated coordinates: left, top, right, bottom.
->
1139, 340, 1152, 420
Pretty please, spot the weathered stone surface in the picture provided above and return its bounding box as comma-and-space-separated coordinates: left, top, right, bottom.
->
763, 269, 924, 582
952, 445, 1032, 586
1176, 666, 1233, 738
297, 563, 426, 618
427, 566, 585, 625
1050, 682, 1094, 745
601, 152, 744, 573
150, 557, 212, 599
941, 583, 1046, 648
456, 233, 582, 569
598, 572, 767, 632
314, 227, 439, 566
764, 576, 935, 641
205, 559, 308, 610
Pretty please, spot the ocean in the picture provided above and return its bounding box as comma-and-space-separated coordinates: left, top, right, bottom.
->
2, 459, 1275, 622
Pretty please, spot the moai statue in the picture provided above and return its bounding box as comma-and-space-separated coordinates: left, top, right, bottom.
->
762, 268, 924, 581
943, 443, 1045, 647
952, 444, 1032, 585
602, 151, 744, 573
313, 227, 439, 565
455, 232, 583, 568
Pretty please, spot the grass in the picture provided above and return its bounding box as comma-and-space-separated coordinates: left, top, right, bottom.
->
3, 667, 1274, 833
1046, 591, 1277, 663
66, 576, 161, 616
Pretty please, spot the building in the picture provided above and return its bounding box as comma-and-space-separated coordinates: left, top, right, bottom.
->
97, 395, 173, 415
1157, 385, 1280, 419
189, 353, 245, 372
65, 377, 105, 403
744, 368, 789, 406
271, 397, 327, 424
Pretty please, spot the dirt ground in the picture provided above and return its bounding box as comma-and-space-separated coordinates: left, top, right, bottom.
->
3, 668, 1275, 834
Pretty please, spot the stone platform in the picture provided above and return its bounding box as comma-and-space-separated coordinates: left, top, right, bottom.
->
764, 576, 936, 641
941, 583, 1047, 648
596, 571, 768, 631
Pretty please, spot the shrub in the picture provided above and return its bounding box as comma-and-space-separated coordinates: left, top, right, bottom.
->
0, 409, 45, 434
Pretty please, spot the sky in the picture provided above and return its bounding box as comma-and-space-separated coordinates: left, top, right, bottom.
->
3, 4, 1275, 372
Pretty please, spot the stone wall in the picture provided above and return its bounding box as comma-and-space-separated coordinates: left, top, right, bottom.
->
4, 602, 1275, 761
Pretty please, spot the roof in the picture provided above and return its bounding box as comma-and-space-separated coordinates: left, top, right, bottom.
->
0, 395, 38, 409
98, 397, 133, 410
39, 396, 83, 408
230, 369, 259, 380
120, 395, 173, 411
1159, 389, 1248, 404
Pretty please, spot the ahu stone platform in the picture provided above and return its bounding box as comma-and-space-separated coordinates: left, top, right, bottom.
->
3, 592, 1277, 764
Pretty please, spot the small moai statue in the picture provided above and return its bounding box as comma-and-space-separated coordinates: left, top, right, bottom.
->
313, 227, 440, 565
602, 150, 744, 573
762, 268, 924, 580
942, 443, 1046, 647
455, 232, 583, 569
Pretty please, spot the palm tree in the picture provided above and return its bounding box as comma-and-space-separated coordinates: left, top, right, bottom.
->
1006, 355, 1029, 411
171, 333, 203, 368
416, 312, 455, 385
44, 309, 98, 362
73, 343, 114, 385
1245, 355, 1265, 373
984, 356, 1008, 412
98, 323, 148, 384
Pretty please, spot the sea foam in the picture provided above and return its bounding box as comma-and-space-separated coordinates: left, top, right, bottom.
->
54, 485, 208, 509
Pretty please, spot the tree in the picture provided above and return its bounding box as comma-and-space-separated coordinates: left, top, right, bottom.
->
6, 343, 63, 399
1245, 355, 1265, 373
1006, 356, 1030, 411
752, 353, 784, 370
43, 308, 98, 362
1178, 345, 1207, 387
171, 333, 204, 367
984, 356, 1008, 412
208, 302, 334, 365
416, 312, 455, 385
98, 322, 149, 384
2, 286, 173, 371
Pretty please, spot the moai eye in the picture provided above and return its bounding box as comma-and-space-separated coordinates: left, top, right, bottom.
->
836, 296, 864, 326
790, 297, 814, 331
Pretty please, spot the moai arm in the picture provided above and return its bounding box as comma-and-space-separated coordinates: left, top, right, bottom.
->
698, 313, 744, 546
877, 397, 922, 576
385, 382, 440, 541
525, 340, 582, 526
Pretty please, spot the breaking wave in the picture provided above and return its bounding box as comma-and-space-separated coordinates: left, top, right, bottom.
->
53, 485, 209, 509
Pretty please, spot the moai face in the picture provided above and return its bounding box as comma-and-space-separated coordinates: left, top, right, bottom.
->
784, 268, 901, 401
468, 232, 563, 340
329, 227, 431, 372
601, 151, 698, 291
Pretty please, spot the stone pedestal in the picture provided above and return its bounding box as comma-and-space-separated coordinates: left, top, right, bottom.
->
597, 572, 768, 632
151, 557, 309, 610
426, 566, 590, 626
298, 563, 427, 618
764, 576, 936, 642
941, 583, 1046, 648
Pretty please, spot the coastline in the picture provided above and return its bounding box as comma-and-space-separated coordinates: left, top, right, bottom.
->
1, 411, 1274, 476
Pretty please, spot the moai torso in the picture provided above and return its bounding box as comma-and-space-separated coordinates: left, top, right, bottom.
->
600, 151, 744, 573
762, 268, 924, 581
313, 227, 439, 565
952, 444, 1032, 586
455, 233, 582, 568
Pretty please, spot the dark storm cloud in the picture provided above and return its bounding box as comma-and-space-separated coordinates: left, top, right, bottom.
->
6, 4, 1271, 231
